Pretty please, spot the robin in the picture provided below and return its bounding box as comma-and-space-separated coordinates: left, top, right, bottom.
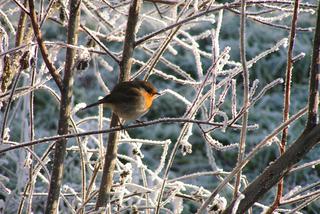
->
81, 80, 160, 121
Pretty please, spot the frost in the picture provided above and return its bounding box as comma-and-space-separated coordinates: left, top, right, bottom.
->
72, 103, 87, 114
180, 140, 192, 156
0, 1, 316, 212
3, 128, 10, 142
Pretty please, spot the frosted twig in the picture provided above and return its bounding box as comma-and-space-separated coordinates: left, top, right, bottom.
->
216, 38, 288, 90
203, 132, 238, 150
1, 54, 25, 144
196, 106, 307, 213
250, 78, 284, 105
213, 9, 223, 61
0, 9, 15, 34
292, 52, 306, 63
145, 28, 182, 80
249, 79, 259, 100
231, 79, 237, 118
80, 24, 120, 63
215, 80, 231, 109
173, 35, 212, 59
286, 190, 320, 214
235, 0, 250, 194
82, 0, 113, 29
281, 181, 320, 204
267, 0, 300, 211
133, 59, 198, 85
25, 45, 37, 214
161, 89, 192, 106
140, 45, 194, 80
232, 194, 245, 214
168, 171, 228, 182
289, 159, 320, 173
154, 141, 170, 175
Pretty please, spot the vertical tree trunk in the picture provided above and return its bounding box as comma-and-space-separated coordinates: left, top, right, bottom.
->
95, 0, 142, 209
45, 1, 81, 213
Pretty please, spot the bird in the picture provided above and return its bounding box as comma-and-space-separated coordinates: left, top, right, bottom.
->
81, 80, 160, 121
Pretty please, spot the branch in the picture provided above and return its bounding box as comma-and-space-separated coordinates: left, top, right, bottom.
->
0, 117, 256, 154
196, 106, 307, 213
267, 0, 300, 212
306, 0, 320, 130
119, 0, 142, 81
0, 53, 28, 144
223, 124, 320, 213
80, 24, 120, 64
135, 0, 316, 46
234, 0, 249, 199
12, 0, 30, 15
44, 0, 81, 213
15, 0, 29, 47
95, 0, 143, 209
223, 1, 320, 212
28, 0, 63, 91
145, 0, 179, 4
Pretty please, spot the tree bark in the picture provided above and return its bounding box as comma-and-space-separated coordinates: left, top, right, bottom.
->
95, 0, 142, 209
45, 0, 81, 213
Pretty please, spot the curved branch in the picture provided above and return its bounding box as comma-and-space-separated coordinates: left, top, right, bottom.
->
28, 0, 63, 91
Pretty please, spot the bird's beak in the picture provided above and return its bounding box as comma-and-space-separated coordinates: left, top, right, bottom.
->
154, 92, 161, 98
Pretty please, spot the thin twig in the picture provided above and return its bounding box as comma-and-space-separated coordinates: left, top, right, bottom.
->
234, 0, 249, 201
0, 117, 257, 154
227, 7, 313, 32
28, 0, 63, 91
0, 53, 27, 143
12, 0, 30, 15
80, 24, 120, 63
267, 0, 300, 212
135, 0, 316, 46
197, 106, 307, 213
26, 46, 37, 214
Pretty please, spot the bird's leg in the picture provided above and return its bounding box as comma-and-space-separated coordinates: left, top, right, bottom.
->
135, 119, 145, 125
116, 116, 125, 129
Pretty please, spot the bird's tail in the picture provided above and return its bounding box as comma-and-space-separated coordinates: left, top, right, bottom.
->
80, 96, 110, 111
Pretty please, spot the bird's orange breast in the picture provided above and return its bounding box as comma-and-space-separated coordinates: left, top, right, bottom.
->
141, 90, 154, 110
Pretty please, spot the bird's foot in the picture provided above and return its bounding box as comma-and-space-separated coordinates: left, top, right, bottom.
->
135, 119, 145, 125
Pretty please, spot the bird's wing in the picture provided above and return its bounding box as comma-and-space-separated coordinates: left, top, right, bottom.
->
107, 86, 142, 105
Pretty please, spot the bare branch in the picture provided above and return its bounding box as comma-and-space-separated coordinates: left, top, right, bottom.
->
28, 0, 63, 91
234, 0, 249, 200
44, 0, 81, 212
0, 117, 258, 154
306, 0, 320, 130
196, 106, 307, 213
95, 0, 142, 209
267, 0, 300, 212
